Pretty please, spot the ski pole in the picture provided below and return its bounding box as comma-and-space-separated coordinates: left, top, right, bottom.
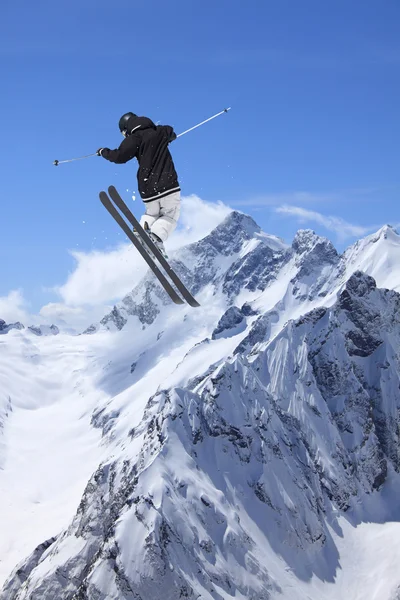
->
177, 107, 231, 138
53, 152, 98, 166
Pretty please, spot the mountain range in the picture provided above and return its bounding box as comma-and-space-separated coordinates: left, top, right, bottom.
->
1, 212, 400, 599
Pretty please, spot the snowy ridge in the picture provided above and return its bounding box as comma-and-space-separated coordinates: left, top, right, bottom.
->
0, 319, 59, 337
341, 225, 400, 292
2, 215, 400, 599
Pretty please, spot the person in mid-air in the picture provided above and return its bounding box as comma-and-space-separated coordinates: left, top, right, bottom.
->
98, 112, 180, 255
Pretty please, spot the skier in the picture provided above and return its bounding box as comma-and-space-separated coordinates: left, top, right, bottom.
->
97, 112, 180, 255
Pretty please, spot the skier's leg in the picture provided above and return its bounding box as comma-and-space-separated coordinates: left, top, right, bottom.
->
139, 199, 161, 230
149, 192, 181, 242
138, 198, 168, 257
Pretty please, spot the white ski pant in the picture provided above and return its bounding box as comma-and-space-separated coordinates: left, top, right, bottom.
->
139, 191, 181, 242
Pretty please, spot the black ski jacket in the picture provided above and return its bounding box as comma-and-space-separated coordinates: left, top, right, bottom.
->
101, 116, 180, 202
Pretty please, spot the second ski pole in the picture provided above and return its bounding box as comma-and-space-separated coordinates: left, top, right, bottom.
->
53, 152, 99, 166
177, 107, 231, 138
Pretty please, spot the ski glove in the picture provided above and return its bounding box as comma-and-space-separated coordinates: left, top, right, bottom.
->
97, 148, 109, 157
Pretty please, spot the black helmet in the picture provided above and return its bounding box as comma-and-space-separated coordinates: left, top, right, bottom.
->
118, 112, 137, 134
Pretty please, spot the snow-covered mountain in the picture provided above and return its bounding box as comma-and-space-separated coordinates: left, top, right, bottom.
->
2, 213, 400, 600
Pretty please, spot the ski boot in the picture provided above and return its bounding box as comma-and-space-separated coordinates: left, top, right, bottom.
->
144, 223, 168, 259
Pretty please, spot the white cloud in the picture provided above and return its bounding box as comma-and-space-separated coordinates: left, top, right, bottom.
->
0, 291, 98, 333
169, 194, 232, 251
55, 243, 143, 307
0, 290, 30, 324
31, 194, 231, 331
275, 205, 374, 241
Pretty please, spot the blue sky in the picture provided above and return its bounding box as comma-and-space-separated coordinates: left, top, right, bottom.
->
1, 0, 399, 324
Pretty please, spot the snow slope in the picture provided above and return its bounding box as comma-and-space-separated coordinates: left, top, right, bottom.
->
0, 329, 111, 583
1, 214, 400, 599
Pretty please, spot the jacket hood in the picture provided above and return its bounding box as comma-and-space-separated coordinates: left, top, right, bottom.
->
126, 115, 156, 135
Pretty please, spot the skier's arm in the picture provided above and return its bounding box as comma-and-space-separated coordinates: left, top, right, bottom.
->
99, 136, 140, 164
157, 125, 177, 143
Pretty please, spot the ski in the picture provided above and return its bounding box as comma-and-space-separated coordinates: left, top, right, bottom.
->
99, 191, 184, 305
107, 185, 200, 308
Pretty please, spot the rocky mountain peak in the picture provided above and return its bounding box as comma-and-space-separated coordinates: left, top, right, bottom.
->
292, 228, 338, 271
348, 224, 400, 257
376, 224, 399, 241
344, 270, 377, 297
292, 228, 329, 253
197, 210, 261, 256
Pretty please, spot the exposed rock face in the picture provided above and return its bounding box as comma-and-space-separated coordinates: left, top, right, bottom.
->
28, 325, 60, 336
211, 306, 244, 339
0, 319, 24, 334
